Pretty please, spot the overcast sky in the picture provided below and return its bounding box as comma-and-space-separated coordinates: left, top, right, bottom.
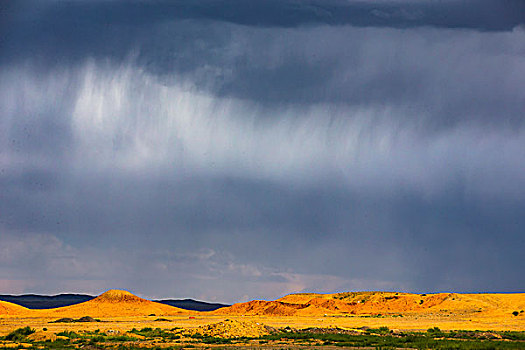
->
1, 0, 525, 303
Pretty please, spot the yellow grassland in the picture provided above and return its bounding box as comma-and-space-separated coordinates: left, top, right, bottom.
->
1, 290, 524, 336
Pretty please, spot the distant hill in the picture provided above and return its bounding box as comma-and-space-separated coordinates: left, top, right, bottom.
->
40, 290, 187, 317
0, 294, 93, 309
2, 290, 523, 319
155, 299, 228, 311
0, 293, 228, 311
213, 291, 525, 317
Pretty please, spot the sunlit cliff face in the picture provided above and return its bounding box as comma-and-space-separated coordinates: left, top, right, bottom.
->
1, 1, 525, 302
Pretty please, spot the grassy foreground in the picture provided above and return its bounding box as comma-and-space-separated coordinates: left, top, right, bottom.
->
1, 325, 525, 349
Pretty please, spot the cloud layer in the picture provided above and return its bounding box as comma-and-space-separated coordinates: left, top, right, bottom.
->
1, 0, 524, 302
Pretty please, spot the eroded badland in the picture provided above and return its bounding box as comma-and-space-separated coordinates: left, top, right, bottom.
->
1, 290, 524, 349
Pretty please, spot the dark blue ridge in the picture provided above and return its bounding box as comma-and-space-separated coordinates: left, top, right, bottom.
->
0, 294, 94, 309
0, 294, 229, 311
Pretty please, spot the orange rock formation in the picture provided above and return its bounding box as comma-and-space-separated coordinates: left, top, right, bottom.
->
214, 291, 525, 317
38, 289, 187, 317
0, 290, 187, 318
2, 290, 524, 320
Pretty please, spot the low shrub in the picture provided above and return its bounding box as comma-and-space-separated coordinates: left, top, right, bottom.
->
5, 326, 35, 341
56, 330, 81, 339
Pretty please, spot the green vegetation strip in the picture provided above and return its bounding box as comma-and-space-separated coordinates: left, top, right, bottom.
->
260, 327, 525, 349
1, 326, 525, 349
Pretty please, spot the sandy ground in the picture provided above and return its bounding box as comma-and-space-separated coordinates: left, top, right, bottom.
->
1, 291, 523, 335
1, 313, 524, 337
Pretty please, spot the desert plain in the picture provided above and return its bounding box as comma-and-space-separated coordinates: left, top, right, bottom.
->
1, 289, 524, 349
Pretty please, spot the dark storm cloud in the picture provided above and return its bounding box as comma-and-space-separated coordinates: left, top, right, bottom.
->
3, 164, 523, 297
4, 1, 525, 128
2, 0, 525, 66
1, 0, 525, 301
4, 0, 525, 35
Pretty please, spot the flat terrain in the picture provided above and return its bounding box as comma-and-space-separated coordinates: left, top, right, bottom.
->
1, 290, 524, 349
1, 312, 525, 336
